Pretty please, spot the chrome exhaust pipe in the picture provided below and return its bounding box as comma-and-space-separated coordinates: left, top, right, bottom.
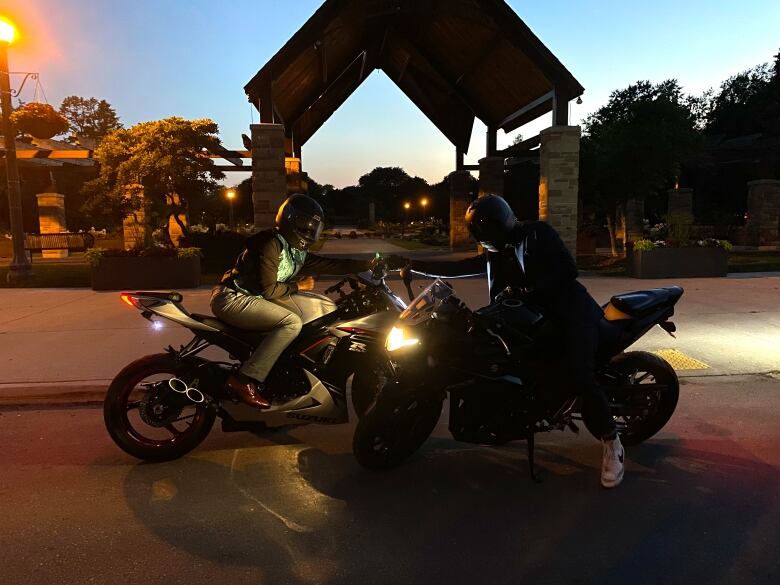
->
168, 377, 206, 404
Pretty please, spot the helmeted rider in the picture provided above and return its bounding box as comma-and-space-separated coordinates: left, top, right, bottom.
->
211, 193, 379, 409
405, 194, 625, 488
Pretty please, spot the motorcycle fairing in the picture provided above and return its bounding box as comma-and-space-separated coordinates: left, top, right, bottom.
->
220, 369, 347, 424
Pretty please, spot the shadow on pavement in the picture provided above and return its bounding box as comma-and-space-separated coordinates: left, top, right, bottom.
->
122, 435, 778, 585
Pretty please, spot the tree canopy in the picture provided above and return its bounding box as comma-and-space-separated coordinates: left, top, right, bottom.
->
705, 52, 779, 137
59, 96, 123, 141
81, 117, 224, 236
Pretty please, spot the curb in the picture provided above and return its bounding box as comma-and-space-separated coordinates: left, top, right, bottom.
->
0, 386, 106, 409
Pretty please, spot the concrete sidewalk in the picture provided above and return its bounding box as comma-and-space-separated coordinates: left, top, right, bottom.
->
1, 274, 778, 405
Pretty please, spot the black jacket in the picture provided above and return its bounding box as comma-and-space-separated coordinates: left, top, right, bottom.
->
411, 221, 603, 324
220, 229, 369, 299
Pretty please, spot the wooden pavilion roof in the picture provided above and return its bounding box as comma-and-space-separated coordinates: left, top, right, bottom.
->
245, 0, 584, 153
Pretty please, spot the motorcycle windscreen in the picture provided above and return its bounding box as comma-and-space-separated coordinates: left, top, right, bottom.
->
399, 279, 453, 324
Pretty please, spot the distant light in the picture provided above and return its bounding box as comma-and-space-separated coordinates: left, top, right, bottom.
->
226, 190, 236, 200
151, 320, 164, 331
404, 202, 411, 210
0, 18, 16, 44
420, 197, 428, 208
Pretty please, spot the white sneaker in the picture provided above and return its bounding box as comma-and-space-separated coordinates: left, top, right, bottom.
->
601, 434, 625, 488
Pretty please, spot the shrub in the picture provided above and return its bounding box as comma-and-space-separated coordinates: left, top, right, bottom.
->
633, 239, 657, 252
85, 246, 200, 267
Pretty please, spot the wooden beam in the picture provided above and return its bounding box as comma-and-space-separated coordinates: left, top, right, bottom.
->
552, 86, 569, 126
7, 149, 94, 159
315, 39, 328, 87
486, 126, 498, 156
455, 33, 502, 87
206, 150, 251, 159
498, 90, 554, 129
456, 147, 464, 170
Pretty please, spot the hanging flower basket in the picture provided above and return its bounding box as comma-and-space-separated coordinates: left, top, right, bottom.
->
9, 103, 70, 139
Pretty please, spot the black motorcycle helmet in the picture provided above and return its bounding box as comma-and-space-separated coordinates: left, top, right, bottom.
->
275, 193, 325, 250
465, 194, 518, 252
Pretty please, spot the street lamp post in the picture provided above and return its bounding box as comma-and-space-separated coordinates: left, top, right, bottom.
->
420, 197, 428, 224
226, 189, 236, 230
0, 18, 31, 282
402, 202, 410, 238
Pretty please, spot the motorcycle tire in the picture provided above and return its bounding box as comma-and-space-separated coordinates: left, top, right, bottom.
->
104, 353, 217, 462
351, 359, 393, 418
353, 381, 443, 470
587, 351, 679, 446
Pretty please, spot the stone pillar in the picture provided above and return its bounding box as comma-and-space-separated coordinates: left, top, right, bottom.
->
449, 170, 473, 249
123, 183, 149, 250
35, 192, 67, 258
668, 187, 694, 216
478, 156, 505, 197
745, 180, 780, 247
539, 125, 581, 254
251, 123, 287, 229
368, 201, 376, 224
624, 198, 645, 244
165, 192, 188, 247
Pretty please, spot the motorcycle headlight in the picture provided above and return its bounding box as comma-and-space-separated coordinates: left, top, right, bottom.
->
386, 326, 420, 352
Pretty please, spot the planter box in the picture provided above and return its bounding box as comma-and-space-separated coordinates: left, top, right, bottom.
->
628, 247, 728, 278
91, 256, 201, 290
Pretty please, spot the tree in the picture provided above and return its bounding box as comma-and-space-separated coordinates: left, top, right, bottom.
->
81, 117, 224, 243
705, 51, 779, 137
59, 96, 123, 142
580, 80, 702, 255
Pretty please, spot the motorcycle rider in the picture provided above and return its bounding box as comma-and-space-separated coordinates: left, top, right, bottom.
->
404, 194, 624, 488
211, 193, 387, 409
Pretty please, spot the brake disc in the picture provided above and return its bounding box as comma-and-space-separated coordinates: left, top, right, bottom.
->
138, 381, 186, 427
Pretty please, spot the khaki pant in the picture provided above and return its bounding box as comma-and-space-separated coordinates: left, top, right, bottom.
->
210, 286, 302, 382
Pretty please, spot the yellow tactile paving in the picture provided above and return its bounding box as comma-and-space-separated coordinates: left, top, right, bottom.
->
653, 349, 710, 370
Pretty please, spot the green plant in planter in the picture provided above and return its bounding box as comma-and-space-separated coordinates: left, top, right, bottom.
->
665, 212, 694, 247
85, 246, 201, 267
633, 239, 658, 252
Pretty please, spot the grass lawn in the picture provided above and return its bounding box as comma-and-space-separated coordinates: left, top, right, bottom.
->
727, 251, 780, 272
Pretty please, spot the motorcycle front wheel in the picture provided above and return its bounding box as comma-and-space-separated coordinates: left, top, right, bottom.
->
104, 353, 217, 461
587, 351, 679, 446
353, 381, 443, 470
351, 358, 393, 418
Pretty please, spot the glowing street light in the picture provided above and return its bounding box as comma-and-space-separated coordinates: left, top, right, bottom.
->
420, 197, 428, 223
402, 202, 411, 238
0, 19, 15, 44
226, 189, 236, 229
0, 16, 32, 282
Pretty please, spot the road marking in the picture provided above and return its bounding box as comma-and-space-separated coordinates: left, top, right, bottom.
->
654, 349, 710, 370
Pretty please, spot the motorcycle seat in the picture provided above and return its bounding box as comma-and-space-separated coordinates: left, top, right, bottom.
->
609, 286, 683, 317
190, 314, 266, 343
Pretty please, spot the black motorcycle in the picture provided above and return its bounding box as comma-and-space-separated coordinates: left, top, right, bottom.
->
353, 279, 683, 480
104, 260, 404, 461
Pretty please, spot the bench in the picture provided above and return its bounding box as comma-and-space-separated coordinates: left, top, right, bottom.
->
23, 232, 95, 261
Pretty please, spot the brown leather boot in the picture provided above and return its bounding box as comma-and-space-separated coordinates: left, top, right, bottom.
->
224, 374, 271, 409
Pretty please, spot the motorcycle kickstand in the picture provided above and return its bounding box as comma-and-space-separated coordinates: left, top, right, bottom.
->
527, 430, 542, 483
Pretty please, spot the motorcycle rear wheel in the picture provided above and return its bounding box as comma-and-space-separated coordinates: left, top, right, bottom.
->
104, 353, 217, 461
587, 351, 679, 446
353, 382, 443, 470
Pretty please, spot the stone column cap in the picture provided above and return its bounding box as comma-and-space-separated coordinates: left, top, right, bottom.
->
478, 156, 506, 163
747, 179, 780, 186
36, 192, 65, 198
540, 125, 581, 134
667, 187, 693, 194
250, 123, 285, 131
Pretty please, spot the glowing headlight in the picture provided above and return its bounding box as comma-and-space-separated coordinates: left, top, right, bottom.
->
386, 326, 419, 352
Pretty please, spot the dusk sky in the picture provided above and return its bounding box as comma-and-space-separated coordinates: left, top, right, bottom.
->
2, 0, 779, 187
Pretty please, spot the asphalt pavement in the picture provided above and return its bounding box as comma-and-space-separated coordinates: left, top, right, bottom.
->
1, 373, 778, 585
